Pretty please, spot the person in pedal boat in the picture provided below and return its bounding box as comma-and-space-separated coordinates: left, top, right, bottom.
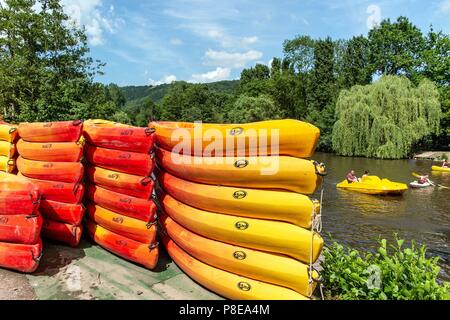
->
418, 175, 430, 185
362, 170, 370, 179
346, 170, 359, 183
443, 160, 449, 168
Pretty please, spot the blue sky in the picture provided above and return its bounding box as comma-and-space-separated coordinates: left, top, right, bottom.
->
61, 0, 450, 86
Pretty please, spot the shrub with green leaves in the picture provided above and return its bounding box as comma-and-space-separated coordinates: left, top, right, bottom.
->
321, 236, 450, 300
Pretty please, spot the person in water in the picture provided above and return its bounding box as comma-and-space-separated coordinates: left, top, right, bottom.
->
418, 175, 430, 185
443, 159, 449, 168
346, 170, 359, 183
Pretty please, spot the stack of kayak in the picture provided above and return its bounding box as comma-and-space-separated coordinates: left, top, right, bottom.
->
0, 122, 19, 173
151, 120, 325, 300
17, 121, 85, 247
0, 172, 43, 273
83, 120, 159, 270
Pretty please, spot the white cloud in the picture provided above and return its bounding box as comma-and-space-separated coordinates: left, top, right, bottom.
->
366, 4, 382, 30
62, 0, 122, 46
439, 0, 450, 12
191, 67, 231, 83
204, 49, 263, 69
149, 75, 177, 86
170, 38, 183, 45
241, 36, 259, 46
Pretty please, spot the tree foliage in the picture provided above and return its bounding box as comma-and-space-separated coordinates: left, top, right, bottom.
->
332, 76, 441, 159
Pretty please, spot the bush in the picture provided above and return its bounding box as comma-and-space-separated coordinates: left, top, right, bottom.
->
321, 236, 450, 300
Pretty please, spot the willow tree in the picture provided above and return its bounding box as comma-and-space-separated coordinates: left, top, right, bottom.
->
332, 76, 441, 159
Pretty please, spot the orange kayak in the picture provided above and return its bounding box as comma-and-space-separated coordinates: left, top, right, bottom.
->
86, 219, 159, 270
40, 200, 85, 225
17, 140, 83, 162
86, 184, 157, 222
0, 213, 43, 244
0, 239, 42, 273
161, 214, 315, 296
0, 122, 19, 143
85, 166, 154, 199
0, 156, 15, 173
162, 236, 307, 300
86, 203, 157, 244
17, 173, 84, 204
83, 122, 155, 153
84, 144, 154, 176
0, 172, 41, 215
0, 141, 16, 158
149, 120, 320, 158
41, 219, 82, 247
18, 120, 83, 142
17, 156, 84, 183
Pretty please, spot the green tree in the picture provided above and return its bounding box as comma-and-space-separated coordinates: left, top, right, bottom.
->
0, 0, 110, 122
340, 36, 372, 87
368, 16, 425, 78
332, 76, 441, 159
227, 95, 284, 123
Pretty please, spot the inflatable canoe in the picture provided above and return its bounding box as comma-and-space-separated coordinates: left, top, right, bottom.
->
157, 170, 319, 229
0, 141, 16, 158
83, 121, 155, 153
432, 166, 450, 172
0, 213, 43, 245
85, 166, 154, 199
86, 203, 157, 244
410, 181, 433, 189
17, 157, 84, 183
161, 194, 323, 263
17, 140, 83, 162
86, 220, 159, 270
156, 148, 325, 194
0, 172, 40, 215
40, 200, 85, 225
0, 123, 18, 143
161, 214, 317, 297
41, 220, 82, 247
84, 144, 154, 176
17, 173, 84, 204
0, 240, 42, 273
18, 120, 83, 142
163, 237, 308, 300
86, 184, 157, 222
150, 120, 320, 158
336, 176, 407, 195
0, 156, 15, 173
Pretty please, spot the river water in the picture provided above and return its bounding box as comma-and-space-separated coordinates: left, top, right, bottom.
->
313, 153, 450, 281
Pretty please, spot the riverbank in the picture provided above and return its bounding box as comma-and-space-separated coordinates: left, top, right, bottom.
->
414, 151, 450, 160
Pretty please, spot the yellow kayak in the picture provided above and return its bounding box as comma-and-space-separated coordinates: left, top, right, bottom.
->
0, 123, 18, 143
432, 166, 450, 172
157, 169, 319, 229
161, 214, 316, 297
0, 156, 15, 173
161, 193, 324, 263
149, 119, 320, 158
0, 141, 16, 158
337, 176, 408, 195
163, 236, 309, 300
156, 148, 325, 195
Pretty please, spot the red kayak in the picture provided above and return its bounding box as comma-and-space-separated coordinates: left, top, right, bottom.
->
86, 184, 157, 222
86, 219, 158, 270
41, 219, 82, 247
17, 156, 84, 183
84, 144, 154, 176
17, 173, 85, 204
18, 120, 83, 143
83, 123, 155, 153
0, 172, 40, 215
85, 165, 154, 199
0, 239, 42, 273
40, 200, 85, 225
0, 213, 43, 244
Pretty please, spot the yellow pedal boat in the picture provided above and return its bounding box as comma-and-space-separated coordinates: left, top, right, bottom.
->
337, 176, 407, 195
432, 166, 450, 172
